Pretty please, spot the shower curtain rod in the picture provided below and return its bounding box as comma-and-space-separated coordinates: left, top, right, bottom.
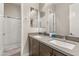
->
4, 16, 21, 19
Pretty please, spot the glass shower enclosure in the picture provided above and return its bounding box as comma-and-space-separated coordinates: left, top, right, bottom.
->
0, 3, 21, 56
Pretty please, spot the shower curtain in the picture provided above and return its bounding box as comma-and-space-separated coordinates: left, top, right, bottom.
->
3, 17, 21, 55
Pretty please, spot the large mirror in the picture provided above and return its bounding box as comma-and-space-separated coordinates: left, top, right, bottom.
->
43, 3, 79, 37
29, 3, 79, 37
39, 3, 56, 33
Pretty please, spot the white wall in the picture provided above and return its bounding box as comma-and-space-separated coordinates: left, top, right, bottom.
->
21, 3, 30, 55
0, 3, 4, 16
0, 3, 4, 55
70, 4, 79, 37
4, 3, 21, 18
55, 4, 70, 36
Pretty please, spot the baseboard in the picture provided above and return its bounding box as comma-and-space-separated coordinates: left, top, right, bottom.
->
21, 53, 29, 56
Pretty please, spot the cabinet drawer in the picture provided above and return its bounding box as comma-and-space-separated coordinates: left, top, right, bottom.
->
29, 36, 67, 56
53, 50, 66, 56
29, 38, 39, 56
40, 43, 52, 56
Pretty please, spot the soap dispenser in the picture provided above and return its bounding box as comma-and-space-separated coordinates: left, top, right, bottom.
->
49, 32, 56, 38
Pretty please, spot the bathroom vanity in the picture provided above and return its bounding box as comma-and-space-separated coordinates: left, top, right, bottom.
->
28, 33, 79, 56
28, 34, 67, 56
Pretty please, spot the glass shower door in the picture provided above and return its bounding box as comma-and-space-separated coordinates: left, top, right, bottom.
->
0, 3, 4, 56
0, 16, 4, 56
3, 17, 21, 56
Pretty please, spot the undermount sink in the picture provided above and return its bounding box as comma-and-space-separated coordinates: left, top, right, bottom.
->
33, 35, 42, 38
50, 40, 76, 50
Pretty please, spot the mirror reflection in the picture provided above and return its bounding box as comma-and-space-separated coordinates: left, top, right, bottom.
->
29, 3, 79, 37
30, 7, 38, 27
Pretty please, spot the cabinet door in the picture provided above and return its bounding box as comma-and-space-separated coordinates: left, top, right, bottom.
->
53, 50, 66, 56
40, 43, 52, 56
29, 37, 39, 56
29, 37, 32, 56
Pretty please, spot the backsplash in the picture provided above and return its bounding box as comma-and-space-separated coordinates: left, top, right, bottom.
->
29, 32, 79, 43
66, 36, 79, 42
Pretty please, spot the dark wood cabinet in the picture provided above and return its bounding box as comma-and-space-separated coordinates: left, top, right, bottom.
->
29, 36, 66, 56
40, 43, 52, 56
53, 50, 66, 56
29, 37, 39, 56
